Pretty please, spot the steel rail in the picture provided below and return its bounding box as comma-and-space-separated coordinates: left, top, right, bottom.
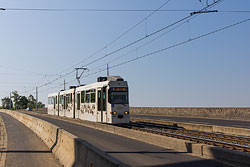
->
118, 122, 250, 152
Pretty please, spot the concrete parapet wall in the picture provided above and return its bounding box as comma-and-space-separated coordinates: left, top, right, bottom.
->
130, 107, 250, 120
74, 138, 127, 167
0, 110, 127, 167
53, 129, 76, 166
38, 113, 250, 167
202, 145, 250, 167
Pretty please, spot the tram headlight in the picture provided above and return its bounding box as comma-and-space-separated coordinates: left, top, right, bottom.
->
111, 111, 117, 115
124, 111, 129, 115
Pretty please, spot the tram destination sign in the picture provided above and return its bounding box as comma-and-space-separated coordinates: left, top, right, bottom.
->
112, 87, 128, 92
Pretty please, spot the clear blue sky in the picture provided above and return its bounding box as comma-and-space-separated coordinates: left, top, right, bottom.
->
0, 0, 250, 107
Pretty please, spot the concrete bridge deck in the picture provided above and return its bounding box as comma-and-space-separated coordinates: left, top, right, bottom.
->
24, 112, 232, 167
0, 113, 61, 167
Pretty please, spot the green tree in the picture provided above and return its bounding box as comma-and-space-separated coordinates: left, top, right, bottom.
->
12, 90, 20, 109
1, 92, 45, 110
28, 95, 36, 108
19, 96, 28, 109
37, 102, 45, 108
1, 97, 12, 109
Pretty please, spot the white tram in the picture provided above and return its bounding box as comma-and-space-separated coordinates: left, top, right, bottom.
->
48, 92, 59, 115
59, 88, 75, 118
48, 76, 129, 124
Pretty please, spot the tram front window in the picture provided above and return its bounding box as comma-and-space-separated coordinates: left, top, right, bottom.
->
108, 87, 128, 104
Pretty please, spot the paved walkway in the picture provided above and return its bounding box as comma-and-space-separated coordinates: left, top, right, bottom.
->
0, 115, 7, 167
0, 113, 61, 167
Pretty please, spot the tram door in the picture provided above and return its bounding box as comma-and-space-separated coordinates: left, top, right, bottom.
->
53, 96, 56, 115
63, 96, 66, 116
97, 87, 107, 122
56, 96, 59, 115
76, 93, 80, 118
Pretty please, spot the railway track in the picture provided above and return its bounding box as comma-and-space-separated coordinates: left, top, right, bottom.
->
118, 121, 250, 153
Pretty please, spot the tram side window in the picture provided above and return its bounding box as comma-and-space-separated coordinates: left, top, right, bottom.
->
91, 89, 96, 103
86, 93, 90, 103
67, 94, 71, 104
70, 93, 72, 103
49, 97, 54, 105
81, 91, 85, 103
103, 88, 106, 111
85, 90, 89, 103
60, 95, 63, 105
65, 94, 71, 107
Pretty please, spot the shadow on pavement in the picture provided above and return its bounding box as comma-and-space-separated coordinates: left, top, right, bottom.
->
145, 159, 231, 167
106, 151, 187, 154
0, 150, 52, 153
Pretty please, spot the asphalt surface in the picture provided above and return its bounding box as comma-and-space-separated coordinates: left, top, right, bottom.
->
28, 109, 250, 128
0, 113, 61, 167
132, 115, 250, 129
25, 112, 232, 167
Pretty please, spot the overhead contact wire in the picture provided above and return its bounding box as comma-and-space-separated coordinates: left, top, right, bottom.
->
80, 0, 223, 68
37, 0, 172, 88
70, 16, 250, 82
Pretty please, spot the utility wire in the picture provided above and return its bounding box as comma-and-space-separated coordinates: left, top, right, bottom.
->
37, 0, 172, 88
20, 13, 250, 94
0, 81, 40, 84
2, 2, 174, 92
38, 0, 223, 89
1, 7, 250, 13
42, 9, 236, 92
21, 0, 224, 92
89, 21, 188, 72
56, 0, 171, 75
1, 8, 187, 12
7, 16, 250, 97
109, 17, 250, 71
38, 69, 75, 88
105, 0, 172, 48
49, 0, 221, 81
64, 16, 250, 86
38, 79, 76, 94
0, 64, 60, 77
80, 0, 223, 68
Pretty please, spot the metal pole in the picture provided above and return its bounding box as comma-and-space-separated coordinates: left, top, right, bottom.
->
9, 92, 11, 109
64, 79, 66, 90
36, 87, 38, 111
107, 64, 109, 76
